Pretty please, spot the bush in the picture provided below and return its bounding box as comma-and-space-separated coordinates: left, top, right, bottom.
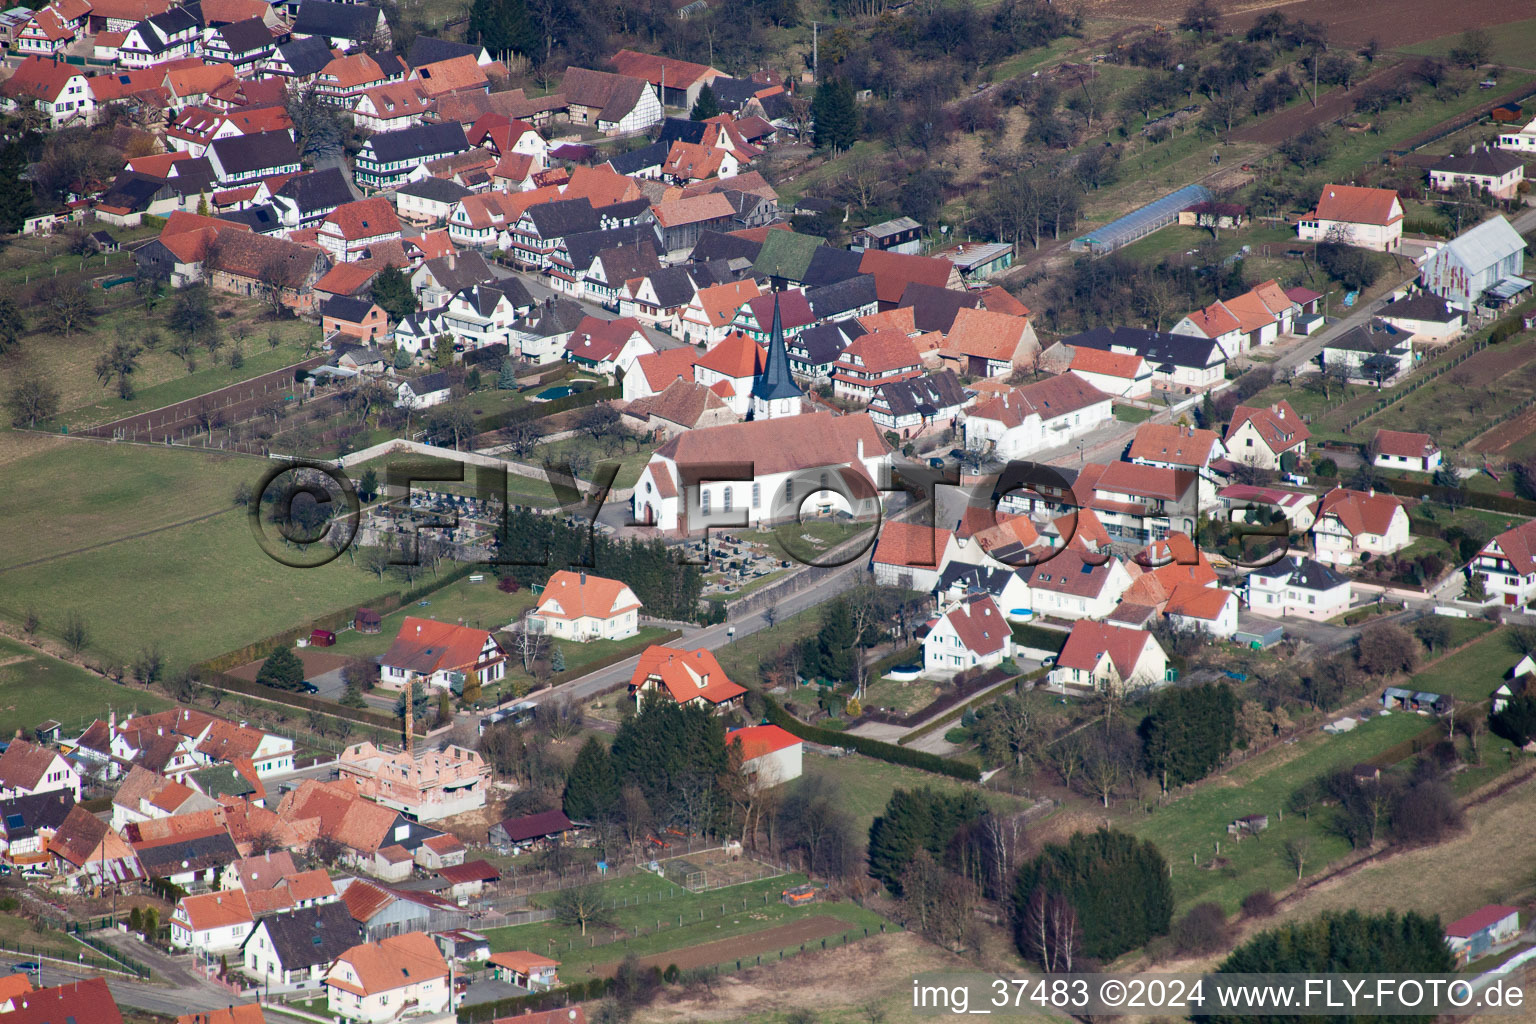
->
1241, 889, 1278, 918
1173, 902, 1232, 955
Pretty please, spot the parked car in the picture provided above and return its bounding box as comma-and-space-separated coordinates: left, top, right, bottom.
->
11, 963, 37, 973
20, 870, 49, 881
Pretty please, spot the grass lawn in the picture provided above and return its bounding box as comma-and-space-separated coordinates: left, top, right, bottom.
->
859, 676, 943, 717
528, 435, 657, 490
0, 444, 402, 668
1403, 626, 1512, 702
713, 603, 827, 687
796, 749, 1032, 840
327, 577, 538, 659
1113, 404, 1154, 424
1128, 710, 1435, 914
1403, 19, 1536, 67
0, 441, 258, 572
0, 636, 170, 739
482, 870, 887, 979
768, 519, 875, 563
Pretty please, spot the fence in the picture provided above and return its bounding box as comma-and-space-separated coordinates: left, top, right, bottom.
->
0, 935, 149, 980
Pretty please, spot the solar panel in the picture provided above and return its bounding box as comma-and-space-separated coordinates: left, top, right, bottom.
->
5, 814, 24, 830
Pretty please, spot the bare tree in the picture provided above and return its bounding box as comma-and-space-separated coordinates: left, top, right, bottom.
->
1284, 835, 1313, 880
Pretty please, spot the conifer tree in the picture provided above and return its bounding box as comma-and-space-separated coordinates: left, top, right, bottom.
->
498, 358, 519, 390
564, 736, 620, 821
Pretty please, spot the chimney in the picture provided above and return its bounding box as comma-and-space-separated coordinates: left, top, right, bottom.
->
1276, 406, 1285, 420
579, 571, 586, 584
109, 710, 116, 732
856, 438, 864, 461
447, 252, 455, 271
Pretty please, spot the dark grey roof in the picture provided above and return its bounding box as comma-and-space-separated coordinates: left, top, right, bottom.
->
758, 91, 792, 120
1428, 148, 1525, 178
364, 122, 469, 164
274, 166, 354, 215
787, 321, 851, 369
588, 240, 662, 282
523, 296, 587, 337
219, 204, 283, 233
249, 902, 362, 970
136, 6, 200, 53
374, 51, 406, 79
411, 370, 452, 393
273, 35, 332, 76
292, 0, 380, 40
687, 258, 740, 288
800, 245, 864, 289
689, 230, 760, 264
806, 274, 877, 319
708, 76, 763, 112
873, 368, 967, 418
323, 295, 377, 323
1252, 555, 1346, 591
134, 831, 240, 877
524, 197, 600, 238
406, 35, 480, 67
936, 562, 1016, 599
394, 177, 472, 204
209, 131, 300, 175
598, 196, 654, 226
213, 16, 274, 53
1379, 292, 1462, 324
497, 275, 534, 308
1326, 319, 1409, 353
792, 197, 836, 215
562, 225, 658, 272
455, 283, 507, 318
101, 172, 168, 213
420, 250, 495, 294
641, 265, 701, 309
898, 282, 980, 333
1065, 326, 1227, 370
606, 139, 668, 177
0, 792, 74, 843
658, 117, 708, 146
166, 158, 217, 195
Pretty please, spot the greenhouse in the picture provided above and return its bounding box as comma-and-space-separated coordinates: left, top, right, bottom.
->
1069, 184, 1214, 255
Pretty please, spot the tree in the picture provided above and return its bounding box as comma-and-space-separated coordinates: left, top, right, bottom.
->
1413, 617, 1453, 654
132, 645, 164, 688
1139, 683, 1238, 791
1449, 28, 1492, 68
610, 694, 727, 828
393, 347, 413, 370
468, 0, 539, 58
690, 83, 721, 121
0, 295, 25, 357
900, 850, 976, 951
256, 646, 306, 690
972, 696, 1052, 774
370, 266, 419, 321
1491, 693, 1536, 746
284, 85, 346, 159
35, 280, 95, 338
6, 377, 60, 428
0, 138, 36, 234
1283, 834, 1313, 880
811, 78, 858, 153
395, 680, 432, 724
777, 774, 860, 879
1013, 828, 1172, 963
94, 339, 143, 400
552, 882, 604, 935
1215, 910, 1455, 994
461, 667, 482, 706
61, 610, 89, 655
167, 284, 216, 338
1179, 0, 1221, 37
498, 358, 520, 390
868, 787, 985, 893
1356, 622, 1420, 678
1173, 902, 1231, 955
564, 736, 620, 822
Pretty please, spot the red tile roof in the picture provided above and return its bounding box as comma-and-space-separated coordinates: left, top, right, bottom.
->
331, 932, 449, 997
695, 332, 765, 378
943, 307, 1030, 363
1128, 423, 1222, 468
630, 645, 745, 706
1225, 401, 1309, 454
635, 346, 700, 392
727, 725, 801, 761
488, 950, 560, 973
382, 617, 498, 677
1314, 487, 1404, 538
1310, 183, 1401, 226
178, 889, 254, 931
873, 521, 952, 569
1163, 582, 1235, 622
1068, 346, 1147, 378
1372, 428, 1438, 460
0, 739, 61, 791
609, 48, 717, 89
175, 1004, 266, 1024
322, 197, 401, 241
1445, 905, 1521, 938
1055, 621, 1155, 679
3, 979, 123, 1024
858, 249, 954, 305
535, 570, 641, 620
940, 594, 1008, 657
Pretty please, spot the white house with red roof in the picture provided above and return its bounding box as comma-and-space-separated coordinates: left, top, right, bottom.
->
1067, 347, 1152, 399
1371, 429, 1442, 473
1297, 184, 1403, 251
726, 725, 802, 787
922, 594, 1011, 677
1217, 484, 1318, 532
692, 332, 766, 416
0, 57, 94, 128
1224, 401, 1309, 471
1163, 583, 1240, 638
872, 520, 960, 592
1471, 520, 1536, 607
171, 890, 255, 954
1049, 620, 1167, 694
1072, 461, 1201, 545
15, 6, 76, 56
962, 375, 1114, 460
629, 645, 745, 711
679, 279, 759, 348
379, 617, 507, 691
1128, 423, 1227, 503
529, 570, 642, 642
1311, 487, 1409, 567
831, 331, 924, 404
1017, 544, 1134, 621
0, 739, 80, 802
325, 932, 451, 1023
564, 315, 654, 379
632, 410, 888, 533
623, 346, 700, 401
317, 198, 403, 264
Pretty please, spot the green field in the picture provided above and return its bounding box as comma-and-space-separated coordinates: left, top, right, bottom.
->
528, 435, 657, 490
1129, 711, 1434, 914
1403, 626, 1512, 702
713, 603, 827, 686
482, 869, 888, 979
0, 635, 171, 738
1403, 19, 1536, 68
0, 443, 400, 669
796, 749, 1033, 839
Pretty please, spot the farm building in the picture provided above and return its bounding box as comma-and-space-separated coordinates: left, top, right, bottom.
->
1418, 215, 1528, 312
488, 951, 560, 990
725, 724, 802, 787
1444, 905, 1520, 964
1380, 687, 1449, 714
488, 809, 580, 852
1069, 184, 1212, 255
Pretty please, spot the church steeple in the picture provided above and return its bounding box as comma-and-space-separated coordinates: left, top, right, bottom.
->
750, 290, 803, 420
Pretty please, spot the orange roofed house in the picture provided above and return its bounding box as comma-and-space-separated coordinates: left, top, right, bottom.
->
325, 931, 451, 1023
1223, 400, 1309, 471
528, 570, 643, 642
1048, 621, 1168, 695
1297, 183, 1403, 252
629, 645, 745, 712
487, 950, 560, 991
380, 617, 507, 692
726, 725, 802, 787
336, 741, 490, 821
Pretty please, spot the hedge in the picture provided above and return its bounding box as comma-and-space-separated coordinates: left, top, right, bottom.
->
475, 383, 622, 435
899, 667, 1049, 746
870, 644, 921, 677
764, 697, 980, 781
458, 979, 610, 1023
1381, 478, 1536, 518
1364, 721, 1446, 769
1009, 622, 1069, 653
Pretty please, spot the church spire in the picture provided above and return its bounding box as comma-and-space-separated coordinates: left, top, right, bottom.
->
750, 291, 803, 417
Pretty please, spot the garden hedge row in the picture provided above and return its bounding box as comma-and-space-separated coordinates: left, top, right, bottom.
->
764, 697, 980, 781
898, 667, 1049, 746
458, 979, 611, 1023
